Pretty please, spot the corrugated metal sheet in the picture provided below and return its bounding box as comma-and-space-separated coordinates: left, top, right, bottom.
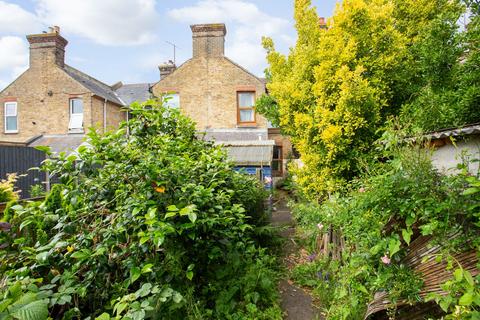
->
216, 140, 274, 166
405, 123, 480, 143
365, 235, 479, 319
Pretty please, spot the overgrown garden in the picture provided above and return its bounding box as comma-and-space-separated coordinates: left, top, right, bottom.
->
259, 0, 480, 318
0, 101, 282, 319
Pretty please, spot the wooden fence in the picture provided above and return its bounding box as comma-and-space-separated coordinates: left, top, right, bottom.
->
0, 146, 47, 198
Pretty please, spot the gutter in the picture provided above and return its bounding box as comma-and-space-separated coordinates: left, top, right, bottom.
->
103, 98, 107, 132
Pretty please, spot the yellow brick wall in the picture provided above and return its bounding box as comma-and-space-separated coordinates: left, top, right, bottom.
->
0, 66, 91, 142
91, 97, 126, 133
0, 65, 124, 142
152, 57, 267, 130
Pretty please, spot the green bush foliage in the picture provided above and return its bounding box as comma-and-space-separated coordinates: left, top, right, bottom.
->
0, 100, 282, 319
290, 146, 480, 319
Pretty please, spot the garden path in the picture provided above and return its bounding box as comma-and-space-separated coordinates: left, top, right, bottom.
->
271, 193, 324, 320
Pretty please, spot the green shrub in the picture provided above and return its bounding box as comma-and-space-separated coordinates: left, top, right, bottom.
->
0, 100, 281, 319
290, 146, 479, 319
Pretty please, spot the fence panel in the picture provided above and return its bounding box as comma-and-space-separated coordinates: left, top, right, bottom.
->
0, 146, 46, 198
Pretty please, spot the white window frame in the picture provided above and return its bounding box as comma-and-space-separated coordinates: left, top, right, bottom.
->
69, 98, 84, 131
163, 92, 180, 109
4, 102, 18, 133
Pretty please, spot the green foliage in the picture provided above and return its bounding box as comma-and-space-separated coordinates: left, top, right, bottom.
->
0, 100, 281, 319
28, 185, 45, 198
262, 0, 478, 198
290, 146, 479, 319
255, 94, 281, 129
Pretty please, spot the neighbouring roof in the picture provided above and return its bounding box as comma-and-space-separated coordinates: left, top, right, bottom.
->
202, 129, 268, 142
28, 134, 86, 154
115, 83, 152, 106
405, 123, 480, 143
215, 140, 275, 166
63, 65, 125, 106
423, 123, 480, 140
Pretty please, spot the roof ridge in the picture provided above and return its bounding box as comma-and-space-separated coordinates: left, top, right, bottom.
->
64, 64, 114, 91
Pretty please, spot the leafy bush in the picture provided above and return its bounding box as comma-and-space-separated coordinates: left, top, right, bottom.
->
290, 146, 479, 319
0, 100, 281, 319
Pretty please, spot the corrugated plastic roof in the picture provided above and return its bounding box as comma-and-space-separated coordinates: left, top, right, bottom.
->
215, 140, 274, 166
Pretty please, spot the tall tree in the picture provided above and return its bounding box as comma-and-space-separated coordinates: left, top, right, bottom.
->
263, 0, 464, 199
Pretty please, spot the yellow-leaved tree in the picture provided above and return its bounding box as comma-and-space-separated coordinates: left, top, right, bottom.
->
262, 0, 461, 199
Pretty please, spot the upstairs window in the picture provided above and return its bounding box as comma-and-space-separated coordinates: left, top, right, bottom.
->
237, 92, 255, 125
163, 93, 180, 109
69, 98, 84, 131
4, 102, 18, 133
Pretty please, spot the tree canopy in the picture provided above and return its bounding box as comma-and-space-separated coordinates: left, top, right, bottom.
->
262, 0, 480, 199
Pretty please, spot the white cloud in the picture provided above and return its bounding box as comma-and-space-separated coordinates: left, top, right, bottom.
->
0, 1, 42, 34
0, 36, 28, 91
168, 0, 289, 75
35, 0, 159, 46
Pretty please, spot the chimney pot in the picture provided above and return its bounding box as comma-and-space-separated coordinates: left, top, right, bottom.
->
159, 61, 177, 79
53, 26, 60, 34
319, 17, 327, 29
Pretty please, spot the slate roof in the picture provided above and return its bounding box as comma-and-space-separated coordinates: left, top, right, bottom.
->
28, 134, 87, 154
115, 83, 152, 106
63, 65, 125, 106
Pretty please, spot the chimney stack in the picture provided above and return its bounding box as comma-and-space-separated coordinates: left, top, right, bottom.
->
159, 60, 176, 79
27, 26, 68, 69
190, 23, 226, 58
319, 17, 327, 29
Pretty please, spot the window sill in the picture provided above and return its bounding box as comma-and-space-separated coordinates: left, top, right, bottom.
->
236, 123, 257, 128
4, 131, 18, 134
68, 128, 84, 134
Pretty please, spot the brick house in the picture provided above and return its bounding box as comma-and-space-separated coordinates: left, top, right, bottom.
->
151, 23, 296, 182
0, 27, 126, 152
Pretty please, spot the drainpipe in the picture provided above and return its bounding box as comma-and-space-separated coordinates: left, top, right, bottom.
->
103, 98, 107, 132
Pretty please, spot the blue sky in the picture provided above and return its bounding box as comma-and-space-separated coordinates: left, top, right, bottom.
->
0, 0, 338, 89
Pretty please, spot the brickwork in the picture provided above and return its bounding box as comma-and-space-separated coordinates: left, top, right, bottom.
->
0, 30, 124, 143
268, 128, 295, 174
153, 57, 266, 130
0, 67, 91, 142
152, 23, 267, 131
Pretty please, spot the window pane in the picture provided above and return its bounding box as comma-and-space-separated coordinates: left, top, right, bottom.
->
238, 92, 254, 107
273, 146, 282, 159
5, 103, 16, 116
164, 93, 179, 109
71, 99, 83, 114
272, 160, 280, 171
239, 109, 254, 122
6, 116, 17, 131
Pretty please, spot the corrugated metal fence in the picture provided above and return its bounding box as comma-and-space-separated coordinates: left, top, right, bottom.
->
0, 146, 46, 198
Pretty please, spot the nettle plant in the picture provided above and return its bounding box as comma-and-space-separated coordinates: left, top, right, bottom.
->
0, 100, 280, 319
